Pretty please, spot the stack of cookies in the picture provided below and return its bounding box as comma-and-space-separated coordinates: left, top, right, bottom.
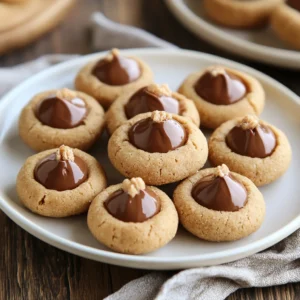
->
204, 0, 300, 50
16, 49, 292, 254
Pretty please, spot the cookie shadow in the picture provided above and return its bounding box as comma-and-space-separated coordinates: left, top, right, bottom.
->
3, 182, 22, 206
4, 133, 34, 161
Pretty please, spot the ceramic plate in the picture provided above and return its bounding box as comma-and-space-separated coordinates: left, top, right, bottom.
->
165, 0, 300, 69
0, 49, 300, 270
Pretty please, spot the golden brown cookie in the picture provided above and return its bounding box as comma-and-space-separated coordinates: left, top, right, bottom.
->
75, 49, 154, 109
208, 115, 292, 186
173, 164, 265, 242
19, 88, 105, 152
204, 0, 284, 28
178, 65, 265, 129
271, 1, 300, 49
108, 111, 208, 185
1, 0, 28, 2
0, 0, 75, 55
88, 177, 178, 254
106, 83, 200, 134
17, 145, 107, 217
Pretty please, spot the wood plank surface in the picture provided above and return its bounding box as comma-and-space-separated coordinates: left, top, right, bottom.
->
0, 1, 299, 299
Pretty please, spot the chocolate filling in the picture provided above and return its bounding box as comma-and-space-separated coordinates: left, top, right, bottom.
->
36, 96, 87, 129
105, 188, 160, 222
34, 153, 88, 191
128, 117, 187, 153
194, 70, 248, 105
287, 0, 300, 12
125, 87, 180, 119
92, 54, 141, 86
226, 124, 276, 158
192, 174, 248, 212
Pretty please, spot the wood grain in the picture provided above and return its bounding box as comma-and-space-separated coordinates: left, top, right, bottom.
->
0, 1, 299, 299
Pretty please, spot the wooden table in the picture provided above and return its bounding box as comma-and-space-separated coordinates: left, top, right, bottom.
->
0, 1, 299, 299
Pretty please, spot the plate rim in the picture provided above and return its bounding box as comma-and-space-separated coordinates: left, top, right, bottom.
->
165, 0, 300, 69
0, 48, 300, 269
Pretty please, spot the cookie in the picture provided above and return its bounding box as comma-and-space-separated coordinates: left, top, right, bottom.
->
75, 49, 154, 109
204, 0, 284, 28
1, 0, 28, 2
178, 65, 265, 129
108, 111, 208, 185
208, 115, 292, 186
19, 88, 105, 152
0, 0, 44, 33
16, 145, 107, 217
88, 177, 178, 254
173, 164, 265, 242
0, 0, 75, 55
106, 83, 200, 134
271, 1, 300, 50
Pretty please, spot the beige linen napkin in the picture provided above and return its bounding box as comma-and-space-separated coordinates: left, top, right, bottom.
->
1, 12, 299, 300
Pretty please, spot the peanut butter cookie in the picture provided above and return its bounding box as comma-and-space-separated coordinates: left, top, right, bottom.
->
108, 111, 208, 185
178, 66, 265, 129
173, 164, 265, 242
88, 177, 178, 254
75, 49, 154, 109
16, 145, 107, 217
106, 83, 200, 134
204, 0, 284, 28
19, 88, 105, 151
208, 115, 292, 186
271, 0, 300, 49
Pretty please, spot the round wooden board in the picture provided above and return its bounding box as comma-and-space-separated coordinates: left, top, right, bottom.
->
0, 0, 75, 54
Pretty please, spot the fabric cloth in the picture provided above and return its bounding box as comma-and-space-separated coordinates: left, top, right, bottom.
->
1, 12, 299, 300
107, 231, 300, 299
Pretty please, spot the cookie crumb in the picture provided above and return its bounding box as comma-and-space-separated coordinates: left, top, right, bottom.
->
146, 84, 172, 97
111, 48, 120, 58
56, 88, 77, 101
56, 145, 75, 162
209, 66, 227, 77
122, 177, 146, 198
238, 115, 259, 130
151, 111, 172, 123
216, 164, 230, 178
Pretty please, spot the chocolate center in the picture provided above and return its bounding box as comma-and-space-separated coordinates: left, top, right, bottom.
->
226, 124, 276, 158
105, 188, 160, 222
36, 96, 87, 129
92, 54, 141, 86
34, 153, 88, 191
128, 117, 187, 153
194, 70, 248, 105
192, 174, 248, 212
287, 0, 300, 12
125, 87, 180, 119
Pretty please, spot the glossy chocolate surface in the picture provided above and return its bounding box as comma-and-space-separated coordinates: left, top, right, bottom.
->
36, 96, 87, 129
226, 124, 276, 158
194, 70, 248, 105
105, 188, 160, 222
128, 117, 187, 153
287, 0, 300, 11
92, 54, 141, 86
34, 153, 88, 191
125, 87, 180, 119
192, 174, 248, 212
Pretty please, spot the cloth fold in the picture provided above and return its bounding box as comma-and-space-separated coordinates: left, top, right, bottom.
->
1, 12, 299, 300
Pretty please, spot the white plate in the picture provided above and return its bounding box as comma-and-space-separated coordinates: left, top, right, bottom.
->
0, 49, 300, 270
165, 0, 300, 69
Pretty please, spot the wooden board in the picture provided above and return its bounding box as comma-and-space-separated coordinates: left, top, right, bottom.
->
0, 0, 75, 54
